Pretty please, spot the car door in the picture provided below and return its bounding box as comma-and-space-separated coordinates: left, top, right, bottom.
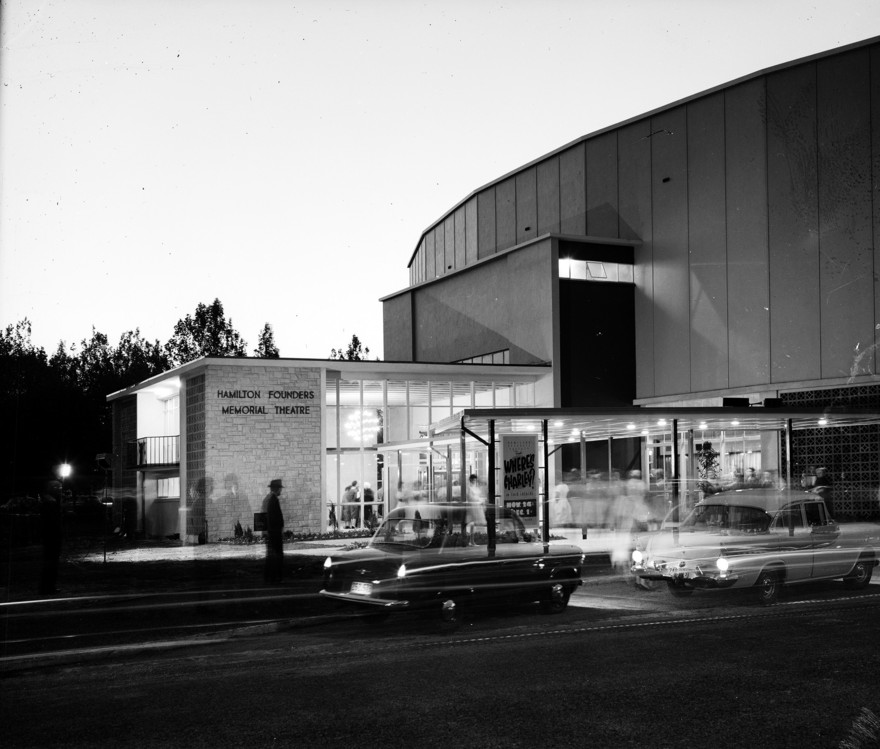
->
443, 510, 515, 602
805, 501, 851, 579
769, 503, 814, 582
493, 513, 544, 599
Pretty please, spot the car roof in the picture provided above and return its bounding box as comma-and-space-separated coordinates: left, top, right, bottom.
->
387, 502, 510, 519
696, 488, 816, 513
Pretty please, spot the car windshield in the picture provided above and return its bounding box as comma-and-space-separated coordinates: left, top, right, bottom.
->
369, 505, 534, 550
681, 504, 772, 534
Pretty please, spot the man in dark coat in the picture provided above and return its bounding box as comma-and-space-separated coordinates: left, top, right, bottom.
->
262, 479, 285, 583
39, 479, 64, 595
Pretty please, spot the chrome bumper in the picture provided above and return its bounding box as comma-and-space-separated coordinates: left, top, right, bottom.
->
632, 564, 739, 589
319, 590, 410, 608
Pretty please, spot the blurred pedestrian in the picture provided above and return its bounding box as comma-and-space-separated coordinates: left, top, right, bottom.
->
262, 479, 285, 583
551, 483, 573, 526
813, 467, 834, 518
328, 502, 338, 531
39, 479, 64, 595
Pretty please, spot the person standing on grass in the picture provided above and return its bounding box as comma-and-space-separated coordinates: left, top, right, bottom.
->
262, 479, 285, 583
39, 479, 64, 595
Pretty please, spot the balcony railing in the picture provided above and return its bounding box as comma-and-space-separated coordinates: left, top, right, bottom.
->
126, 436, 180, 468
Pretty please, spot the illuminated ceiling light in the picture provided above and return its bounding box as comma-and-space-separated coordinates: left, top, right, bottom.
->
731, 420, 740, 426
626, 423, 636, 430
657, 419, 667, 426
553, 420, 565, 428
818, 418, 828, 426
699, 422, 708, 430
345, 410, 381, 443
641, 429, 649, 435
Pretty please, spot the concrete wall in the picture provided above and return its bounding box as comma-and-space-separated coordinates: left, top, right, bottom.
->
395, 40, 880, 402
394, 238, 557, 365
383, 293, 413, 362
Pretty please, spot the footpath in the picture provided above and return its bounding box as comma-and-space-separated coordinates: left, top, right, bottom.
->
0, 537, 358, 605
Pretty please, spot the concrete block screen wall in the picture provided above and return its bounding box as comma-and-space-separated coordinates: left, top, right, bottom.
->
188, 363, 323, 541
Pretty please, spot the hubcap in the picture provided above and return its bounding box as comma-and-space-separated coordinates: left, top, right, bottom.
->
441, 599, 457, 621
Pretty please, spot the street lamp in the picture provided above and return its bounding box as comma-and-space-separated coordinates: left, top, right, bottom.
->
58, 463, 72, 502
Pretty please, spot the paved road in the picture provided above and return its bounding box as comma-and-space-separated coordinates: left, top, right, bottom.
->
4, 586, 880, 748
3, 554, 878, 671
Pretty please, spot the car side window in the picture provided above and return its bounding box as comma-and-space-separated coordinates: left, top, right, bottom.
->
773, 507, 804, 530
730, 506, 771, 533
804, 502, 826, 526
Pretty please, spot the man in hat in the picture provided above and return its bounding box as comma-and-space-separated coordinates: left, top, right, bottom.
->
262, 479, 285, 583
39, 478, 64, 594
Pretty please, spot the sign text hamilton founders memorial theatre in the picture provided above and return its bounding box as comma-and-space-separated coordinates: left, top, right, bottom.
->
217, 388, 317, 416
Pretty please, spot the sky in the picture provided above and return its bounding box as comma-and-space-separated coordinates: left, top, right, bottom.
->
2, 0, 880, 362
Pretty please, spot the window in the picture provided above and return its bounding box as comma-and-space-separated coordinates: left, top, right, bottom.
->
157, 477, 180, 499
558, 259, 633, 283
773, 507, 804, 530
804, 502, 826, 526
455, 349, 510, 365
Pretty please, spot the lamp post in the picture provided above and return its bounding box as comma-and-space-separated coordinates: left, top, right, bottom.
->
58, 463, 72, 495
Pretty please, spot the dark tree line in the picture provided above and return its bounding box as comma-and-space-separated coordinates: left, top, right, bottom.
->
0, 300, 280, 499
1, 298, 373, 500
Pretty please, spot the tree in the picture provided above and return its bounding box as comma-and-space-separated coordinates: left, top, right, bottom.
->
0, 321, 61, 495
165, 298, 248, 366
329, 334, 371, 361
113, 329, 170, 384
253, 323, 280, 358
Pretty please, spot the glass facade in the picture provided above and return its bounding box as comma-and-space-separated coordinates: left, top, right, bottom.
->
324, 375, 536, 530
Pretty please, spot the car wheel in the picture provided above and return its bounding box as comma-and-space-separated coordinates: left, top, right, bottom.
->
755, 569, 781, 605
843, 556, 874, 590
540, 581, 571, 614
439, 598, 464, 628
666, 580, 693, 598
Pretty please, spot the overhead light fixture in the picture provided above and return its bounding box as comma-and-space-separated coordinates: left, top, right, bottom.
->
345, 410, 381, 443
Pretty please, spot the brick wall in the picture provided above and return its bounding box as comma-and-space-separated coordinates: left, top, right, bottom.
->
194, 364, 323, 540
112, 396, 137, 496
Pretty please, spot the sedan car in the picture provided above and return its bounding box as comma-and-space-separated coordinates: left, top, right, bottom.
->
320, 502, 584, 623
631, 489, 879, 604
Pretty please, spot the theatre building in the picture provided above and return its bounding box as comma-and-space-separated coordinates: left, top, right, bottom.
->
106, 358, 550, 541
108, 37, 880, 540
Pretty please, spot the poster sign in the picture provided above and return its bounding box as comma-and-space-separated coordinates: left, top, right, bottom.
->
500, 434, 538, 518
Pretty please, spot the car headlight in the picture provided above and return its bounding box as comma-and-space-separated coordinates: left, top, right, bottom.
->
716, 557, 729, 572
397, 564, 407, 579
632, 549, 644, 564
323, 556, 333, 570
